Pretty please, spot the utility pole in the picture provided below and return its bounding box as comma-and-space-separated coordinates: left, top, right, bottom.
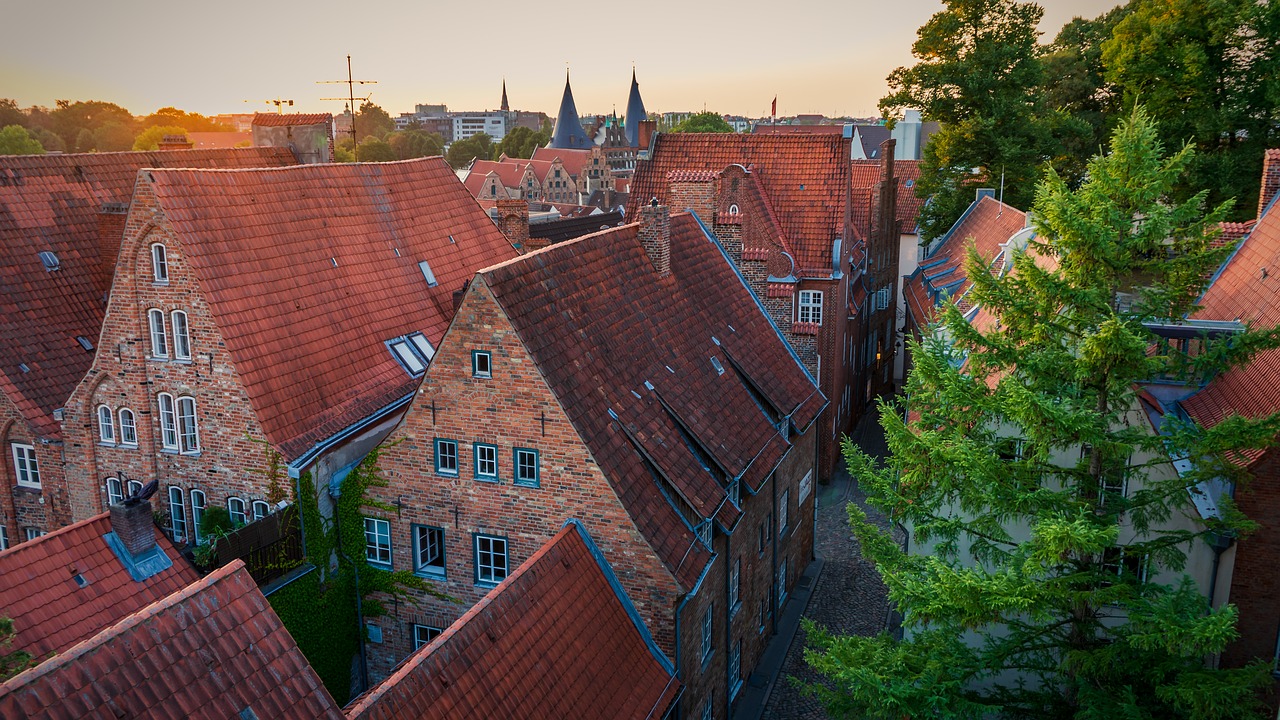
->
318, 55, 377, 161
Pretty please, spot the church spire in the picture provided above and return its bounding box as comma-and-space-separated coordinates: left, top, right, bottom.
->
624, 68, 647, 148
550, 69, 593, 150
500, 79, 509, 113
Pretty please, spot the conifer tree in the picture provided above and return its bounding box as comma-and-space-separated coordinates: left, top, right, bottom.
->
804, 109, 1280, 719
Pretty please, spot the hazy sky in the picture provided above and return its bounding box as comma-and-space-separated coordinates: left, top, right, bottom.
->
3, 0, 1122, 120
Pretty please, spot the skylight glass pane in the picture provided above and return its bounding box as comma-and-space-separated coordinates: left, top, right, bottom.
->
409, 334, 435, 361
392, 341, 425, 374
418, 260, 438, 287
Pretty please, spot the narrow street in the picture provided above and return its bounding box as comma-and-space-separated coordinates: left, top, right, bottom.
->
759, 413, 898, 719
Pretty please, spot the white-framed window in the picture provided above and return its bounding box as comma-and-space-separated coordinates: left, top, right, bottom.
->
24, 527, 44, 542
779, 488, 790, 535
729, 557, 741, 612
106, 477, 123, 507
513, 447, 539, 487
171, 310, 191, 360
474, 443, 498, 481
12, 444, 39, 488
177, 396, 199, 453
148, 308, 168, 358
701, 604, 714, 665
475, 534, 508, 585
413, 624, 442, 650
797, 290, 823, 324
0, 525, 7, 551
434, 438, 458, 476
158, 393, 178, 450
97, 405, 115, 444
251, 500, 270, 521
168, 486, 187, 543
126, 479, 143, 497
227, 497, 247, 526
151, 243, 169, 283
799, 469, 813, 505
701, 699, 713, 720
728, 478, 740, 507
696, 519, 712, 548
118, 409, 137, 446
729, 638, 743, 699
472, 350, 492, 378
190, 490, 206, 544
413, 525, 446, 578
364, 517, 392, 568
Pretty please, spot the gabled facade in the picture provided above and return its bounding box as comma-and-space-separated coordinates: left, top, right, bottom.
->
250, 112, 335, 164
60, 158, 519, 543
362, 207, 823, 719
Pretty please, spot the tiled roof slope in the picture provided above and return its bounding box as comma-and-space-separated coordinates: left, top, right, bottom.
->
528, 210, 625, 244
752, 124, 845, 135
0, 560, 343, 720
252, 112, 333, 127
531, 146, 590, 178
147, 157, 518, 460
629, 134, 850, 275
0, 512, 199, 661
346, 523, 680, 720
904, 196, 1028, 326
851, 158, 923, 233
0, 148, 296, 439
480, 214, 824, 588
464, 159, 528, 195
1184, 207, 1280, 439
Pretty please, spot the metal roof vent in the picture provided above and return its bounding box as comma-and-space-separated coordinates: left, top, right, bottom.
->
76, 336, 94, 351
38, 251, 60, 272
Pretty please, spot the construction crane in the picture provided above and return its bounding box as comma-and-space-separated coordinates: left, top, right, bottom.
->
318, 55, 377, 160
244, 98, 295, 114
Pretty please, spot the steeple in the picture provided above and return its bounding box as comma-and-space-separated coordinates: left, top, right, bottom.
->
624, 68, 647, 148
500, 79, 509, 113
550, 70, 594, 150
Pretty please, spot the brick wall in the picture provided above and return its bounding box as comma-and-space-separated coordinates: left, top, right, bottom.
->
0, 401, 64, 545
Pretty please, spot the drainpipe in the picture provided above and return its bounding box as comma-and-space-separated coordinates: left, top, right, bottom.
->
331, 495, 369, 691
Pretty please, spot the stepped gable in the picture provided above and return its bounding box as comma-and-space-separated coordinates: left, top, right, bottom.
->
347, 523, 679, 720
477, 214, 823, 587
0, 147, 296, 440
629, 133, 851, 274
145, 157, 518, 460
0, 560, 342, 720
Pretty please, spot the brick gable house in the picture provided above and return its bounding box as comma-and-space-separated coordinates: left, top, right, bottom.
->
60, 157, 518, 542
0, 148, 297, 546
363, 206, 823, 719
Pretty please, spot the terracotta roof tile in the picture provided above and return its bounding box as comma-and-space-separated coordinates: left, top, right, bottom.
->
0, 512, 199, 661
0, 560, 342, 720
528, 211, 625, 244
752, 124, 846, 135
0, 148, 296, 439
629, 134, 850, 275
251, 113, 333, 127
851, 159, 924, 234
478, 213, 823, 586
346, 524, 678, 720
531, 147, 591, 178
146, 157, 519, 460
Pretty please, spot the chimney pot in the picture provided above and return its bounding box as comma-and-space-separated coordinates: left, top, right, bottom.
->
110, 501, 156, 557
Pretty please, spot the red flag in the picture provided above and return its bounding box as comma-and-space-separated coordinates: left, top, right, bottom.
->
771, 96, 777, 117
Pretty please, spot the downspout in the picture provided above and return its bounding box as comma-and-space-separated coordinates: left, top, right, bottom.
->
332, 497, 369, 692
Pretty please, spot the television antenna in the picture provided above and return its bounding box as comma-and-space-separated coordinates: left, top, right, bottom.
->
318, 55, 377, 160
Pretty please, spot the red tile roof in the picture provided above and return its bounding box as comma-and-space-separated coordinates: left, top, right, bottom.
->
464, 159, 531, 196
252, 112, 333, 127
478, 213, 823, 588
346, 523, 679, 720
0, 512, 199, 661
752, 124, 846, 135
146, 157, 519, 460
187, 131, 252, 149
0, 148, 297, 440
628, 134, 851, 275
1183, 207, 1280, 444
0, 560, 342, 720
531, 146, 591, 178
851, 159, 924, 234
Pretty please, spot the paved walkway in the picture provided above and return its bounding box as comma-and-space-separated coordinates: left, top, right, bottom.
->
756, 413, 898, 719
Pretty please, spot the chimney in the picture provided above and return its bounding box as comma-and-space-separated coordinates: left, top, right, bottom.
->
637, 120, 657, 156
97, 202, 129, 295
452, 279, 471, 312
158, 134, 193, 151
495, 198, 532, 252
667, 170, 719, 223
110, 501, 156, 557
877, 138, 898, 240
1260, 149, 1280, 220
639, 199, 671, 277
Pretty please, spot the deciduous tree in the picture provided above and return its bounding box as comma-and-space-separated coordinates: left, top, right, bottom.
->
669, 111, 734, 134
0, 125, 45, 155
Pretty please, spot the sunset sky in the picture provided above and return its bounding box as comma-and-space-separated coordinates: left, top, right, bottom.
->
3, 0, 1121, 120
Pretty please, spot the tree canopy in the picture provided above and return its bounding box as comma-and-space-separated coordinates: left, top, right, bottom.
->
0, 125, 45, 155
354, 102, 396, 142
386, 130, 444, 160
494, 126, 551, 159
132, 125, 188, 151
445, 133, 495, 169
669, 111, 734, 134
805, 108, 1280, 720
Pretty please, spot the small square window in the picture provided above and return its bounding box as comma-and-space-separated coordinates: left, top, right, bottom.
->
414, 525, 445, 578
513, 448, 539, 487
472, 351, 492, 378
413, 623, 442, 650
474, 443, 498, 481
435, 438, 459, 476
364, 517, 392, 568
475, 534, 508, 586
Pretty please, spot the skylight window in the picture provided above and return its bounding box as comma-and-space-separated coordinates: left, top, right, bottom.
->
419, 260, 438, 287
390, 341, 426, 375
408, 333, 435, 361
76, 336, 94, 351
38, 251, 59, 272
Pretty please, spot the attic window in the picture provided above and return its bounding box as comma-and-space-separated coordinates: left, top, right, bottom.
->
408, 332, 435, 361
18, 363, 29, 374
38, 251, 60, 272
419, 260, 438, 287
76, 336, 94, 351
728, 204, 740, 215
389, 339, 426, 376
710, 356, 725, 376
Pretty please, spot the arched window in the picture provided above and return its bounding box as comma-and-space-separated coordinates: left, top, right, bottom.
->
177, 396, 199, 453
151, 243, 169, 283
96, 405, 115, 444
158, 393, 178, 450
168, 486, 187, 543
106, 477, 123, 507
171, 310, 191, 360
148, 309, 168, 358
190, 489, 206, 544
118, 408, 137, 446
126, 479, 143, 497
252, 500, 271, 521
227, 497, 247, 526
728, 203, 740, 215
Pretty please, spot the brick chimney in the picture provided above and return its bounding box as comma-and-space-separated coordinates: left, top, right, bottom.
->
667, 170, 719, 224
637, 120, 657, 153
1260, 149, 1280, 220
97, 202, 129, 295
158, 134, 193, 151
110, 501, 156, 557
495, 199, 532, 252
639, 199, 671, 277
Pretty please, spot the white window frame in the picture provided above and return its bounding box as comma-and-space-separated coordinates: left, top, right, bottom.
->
701, 603, 714, 665
778, 557, 790, 605
797, 290, 823, 324
364, 517, 392, 568
413, 624, 442, 650
148, 308, 168, 358
106, 477, 123, 507
251, 500, 270, 521
118, 408, 137, 446
168, 486, 187, 543
475, 534, 508, 586
12, 444, 39, 488
151, 243, 169, 283
24, 527, 44, 542
158, 393, 178, 450
177, 396, 199, 453
0, 525, 7, 551
171, 310, 191, 361
701, 700, 713, 720
97, 405, 115, 444
126, 479, 143, 497
435, 438, 459, 476
227, 496, 247, 526
413, 525, 446, 579
474, 443, 498, 481
190, 489, 206, 544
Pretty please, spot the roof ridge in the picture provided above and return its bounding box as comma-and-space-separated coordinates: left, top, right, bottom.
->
0, 511, 108, 558
147, 155, 446, 176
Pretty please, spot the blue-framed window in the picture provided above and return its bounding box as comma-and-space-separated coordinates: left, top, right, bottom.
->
413, 524, 445, 579
474, 533, 509, 586
474, 443, 498, 481
472, 350, 492, 378
364, 517, 392, 569
434, 438, 458, 476
413, 624, 442, 650
513, 447, 540, 487
701, 603, 714, 667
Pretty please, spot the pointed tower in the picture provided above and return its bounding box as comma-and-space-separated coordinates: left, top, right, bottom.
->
550, 71, 594, 150
624, 68, 647, 148
500, 79, 509, 113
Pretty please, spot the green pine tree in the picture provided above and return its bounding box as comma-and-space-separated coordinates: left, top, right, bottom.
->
804, 108, 1280, 719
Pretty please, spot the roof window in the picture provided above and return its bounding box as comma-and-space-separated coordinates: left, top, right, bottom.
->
18, 363, 29, 374
76, 336, 94, 351
710, 356, 725, 376
38, 251, 60, 272
419, 260, 438, 287
390, 340, 426, 375
408, 332, 435, 361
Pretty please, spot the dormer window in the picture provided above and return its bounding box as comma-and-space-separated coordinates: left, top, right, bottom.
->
151, 244, 169, 283
797, 290, 823, 325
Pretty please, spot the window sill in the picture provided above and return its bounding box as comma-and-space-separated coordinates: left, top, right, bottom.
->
366, 561, 392, 571
171, 358, 193, 365
730, 678, 743, 701
475, 475, 500, 484
119, 443, 138, 449
160, 449, 202, 457
701, 651, 713, 670
14, 484, 42, 493
97, 442, 117, 448
475, 580, 503, 589
730, 600, 742, 619
149, 357, 170, 362
436, 470, 459, 478
513, 480, 540, 489
414, 569, 446, 581
472, 374, 492, 380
